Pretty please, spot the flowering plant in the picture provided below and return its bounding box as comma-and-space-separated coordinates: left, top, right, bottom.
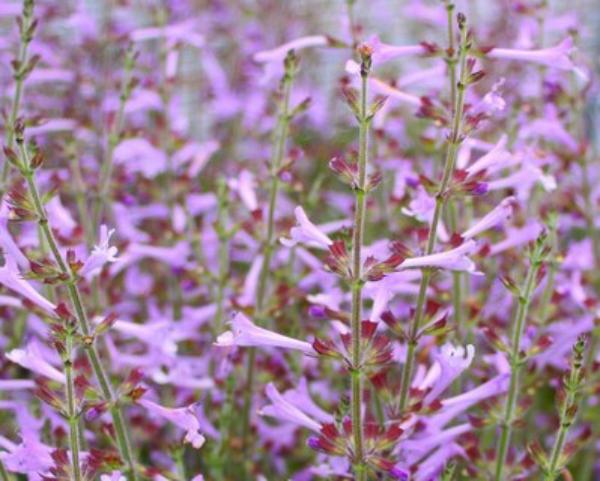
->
0, 1, 598, 480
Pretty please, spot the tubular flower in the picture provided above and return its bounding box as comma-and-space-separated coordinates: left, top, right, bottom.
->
137, 398, 205, 449
399, 240, 479, 273
281, 206, 334, 249
214, 312, 315, 354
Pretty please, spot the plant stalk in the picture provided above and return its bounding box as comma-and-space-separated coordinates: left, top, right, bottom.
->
494, 244, 544, 481
241, 50, 297, 451
64, 333, 82, 481
398, 17, 469, 412
0, 0, 35, 198
347, 46, 374, 481
16, 140, 138, 480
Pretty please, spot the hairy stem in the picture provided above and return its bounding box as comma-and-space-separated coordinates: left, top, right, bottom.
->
16, 140, 138, 480
398, 18, 469, 412
545, 337, 586, 481
241, 51, 296, 451
347, 46, 373, 481
64, 333, 82, 481
214, 178, 230, 334
494, 244, 544, 481
0, 0, 35, 198
92, 48, 136, 230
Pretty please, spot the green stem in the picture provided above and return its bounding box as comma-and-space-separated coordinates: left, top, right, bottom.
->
17, 142, 138, 480
538, 217, 558, 324
494, 249, 543, 481
0, 459, 11, 481
348, 50, 372, 481
241, 51, 296, 452
214, 179, 230, 335
544, 338, 585, 481
398, 19, 469, 413
445, 1, 457, 112
92, 48, 136, 230
64, 334, 82, 481
0, 0, 35, 197
69, 147, 95, 247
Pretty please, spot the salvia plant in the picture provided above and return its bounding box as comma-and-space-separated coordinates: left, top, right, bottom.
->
0, 1, 598, 480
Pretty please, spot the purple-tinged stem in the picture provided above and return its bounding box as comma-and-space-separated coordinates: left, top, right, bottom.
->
15, 133, 138, 481
348, 47, 372, 481
63, 328, 82, 481
398, 14, 469, 412
91, 47, 137, 232
0, 0, 36, 199
544, 336, 586, 481
494, 237, 546, 481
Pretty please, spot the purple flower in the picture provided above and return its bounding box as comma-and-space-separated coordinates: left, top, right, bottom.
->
416, 344, 475, 403
345, 35, 428, 74
6, 342, 65, 384
0, 432, 53, 477
465, 135, 516, 177
214, 312, 315, 354
0, 255, 56, 314
487, 37, 579, 72
100, 472, 126, 481
130, 19, 205, 48
399, 241, 479, 273
259, 382, 323, 432
229, 170, 258, 212
138, 398, 205, 449
281, 206, 334, 249
79, 225, 119, 279
461, 196, 515, 240
402, 186, 449, 241
253, 35, 328, 83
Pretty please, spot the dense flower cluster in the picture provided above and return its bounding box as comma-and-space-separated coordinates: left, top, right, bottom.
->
0, 1, 598, 480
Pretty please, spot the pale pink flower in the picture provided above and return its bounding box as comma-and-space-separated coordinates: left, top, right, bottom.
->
345, 35, 428, 74
416, 344, 475, 403
0, 256, 56, 314
465, 135, 516, 177
486, 164, 556, 193
100, 472, 126, 481
399, 240, 479, 273
253, 35, 328, 83
138, 398, 205, 449
461, 197, 515, 240
368, 77, 422, 108
259, 382, 323, 432
489, 222, 543, 255
26, 119, 77, 136
0, 432, 53, 477
402, 186, 449, 241
46, 195, 77, 237
215, 312, 315, 354
487, 37, 581, 74
281, 206, 333, 249
281, 378, 334, 425
0, 380, 35, 391
79, 225, 119, 279
114, 138, 167, 178
6, 343, 65, 384
130, 20, 204, 48
253, 35, 327, 64
229, 170, 258, 211
366, 35, 428, 65
237, 255, 264, 307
